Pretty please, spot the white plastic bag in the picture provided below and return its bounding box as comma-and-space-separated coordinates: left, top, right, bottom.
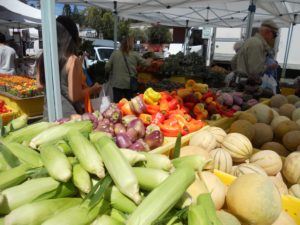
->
261, 74, 277, 95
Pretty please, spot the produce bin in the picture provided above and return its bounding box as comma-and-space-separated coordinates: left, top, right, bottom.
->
138, 73, 154, 82
0, 106, 18, 125
169, 76, 186, 84
0, 92, 44, 117
214, 169, 300, 224
281, 87, 296, 96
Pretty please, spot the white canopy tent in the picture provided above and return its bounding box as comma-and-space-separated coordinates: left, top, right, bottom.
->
0, 0, 41, 27
41, 0, 300, 120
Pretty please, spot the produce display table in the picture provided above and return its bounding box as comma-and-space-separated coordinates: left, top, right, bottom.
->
0, 91, 44, 118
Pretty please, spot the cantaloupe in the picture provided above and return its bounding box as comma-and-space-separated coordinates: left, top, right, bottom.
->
282, 152, 300, 184
272, 211, 297, 225
269, 172, 289, 195
238, 112, 257, 124
210, 148, 233, 173
296, 119, 300, 127
282, 131, 300, 151
271, 116, 290, 130
274, 120, 300, 141
253, 123, 273, 148
233, 163, 267, 177
226, 173, 282, 225
288, 184, 300, 199
271, 108, 280, 117
295, 101, 300, 108
286, 95, 300, 104
250, 150, 282, 176
229, 120, 255, 141
292, 108, 300, 121
216, 210, 241, 225
206, 126, 227, 147
261, 142, 290, 157
279, 104, 296, 119
179, 145, 213, 169
270, 94, 288, 108
250, 104, 274, 124
189, 130, 217, 152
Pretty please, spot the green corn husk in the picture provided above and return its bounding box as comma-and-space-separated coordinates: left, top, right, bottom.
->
0, 143, 19, 169
7, 115, 28, 132
4, 198, 82, 225
93, 136, 141, 204
89, 131, 113, 143
197, 193, 223, 225
104, 186, 137, 214
110, 209, 128, 223
4, 122, 54, 143
55, 140, 73, 156
0, 164, 31, 190
41, 199, 110, 225
188, 204, 211, 225
127, 166, 195, 225
0, 217, 3, 225
39, 145, 72, 182
67, 157, 78, 166
91, 215, 125, 225
68, 130, 105, 178
30, 120, 93, 149
172, 155, 209, 171
4, 142, 43, 168
0, 177, 76, 214
143, 152, 174, 171
119, 148, 146, 165
72, 163, 91, 193
132, 167, 169, 191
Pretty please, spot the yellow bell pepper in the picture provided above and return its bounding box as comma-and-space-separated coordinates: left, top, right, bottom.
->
143, 88, 161, 105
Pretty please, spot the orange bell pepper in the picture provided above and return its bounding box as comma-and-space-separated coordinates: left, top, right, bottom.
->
194, 92, 203, 101
186, 119, 206, 133
146, 104, 160, 115
118, 98, 128, 108
205, 97, 214, 104
159, 98, 169, 115
175, 96, 183, 106
139, 113, 152, 125
159, 122, 188, 137
193, 103, 205, 115
120, 101, 134, 115
185, 79, 196, 89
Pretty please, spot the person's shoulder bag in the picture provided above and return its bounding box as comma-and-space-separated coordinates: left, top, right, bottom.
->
122, 52, 139, 92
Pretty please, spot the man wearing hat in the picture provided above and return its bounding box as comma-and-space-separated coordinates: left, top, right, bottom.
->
0, 32, 17, 74
233, 20, 279, 94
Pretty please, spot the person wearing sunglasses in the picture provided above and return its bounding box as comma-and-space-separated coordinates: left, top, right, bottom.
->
232, 20, 279, 95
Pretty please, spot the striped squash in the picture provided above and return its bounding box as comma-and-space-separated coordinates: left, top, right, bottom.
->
207, 127, 227, 147
233, 163, 267, 177
221, 133, 253, 162
209, 148, 232, 173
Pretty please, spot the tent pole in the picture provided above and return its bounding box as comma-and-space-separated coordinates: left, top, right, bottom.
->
183, 20, 189, 55
245, 0, 256, 39
113, 1, 118, 50
281, 21, 295, 79
40, 0, 62, 121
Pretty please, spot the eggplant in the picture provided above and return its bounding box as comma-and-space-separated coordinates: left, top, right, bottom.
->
232, 105, 241, 111
122, 115, 137, 127
144, 130, 164, 150
116, 133, 132, 148
233, 95, 243, 106
126, 127, 138, 142
145, 124, 160, 136
103, 103, 122, 123
130, 96, 146, 114
114, 123, 126, 135
127, 119, 145, 139
129, 139, 150, 152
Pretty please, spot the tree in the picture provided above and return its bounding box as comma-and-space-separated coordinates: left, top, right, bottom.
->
62, 4, 72, 17
129, 28, 148, 43
147, 25, 172, 44
71, 5, 83, 25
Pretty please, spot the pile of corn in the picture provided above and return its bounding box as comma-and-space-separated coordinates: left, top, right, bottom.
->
0, 119, 219, 225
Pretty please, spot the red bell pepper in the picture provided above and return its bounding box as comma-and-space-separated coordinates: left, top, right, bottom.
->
168, 98, 179, 111
139, 113, 152, 125
184, 114, 192, 122
175, 96, 183, 106
193, 103, 205, 115
184, 102, 196, 110
118, 98, 128, 108
152, 112, 165, 124
168, 114, 188, 128
159, 122, 188, 137
202, 90, 214, 100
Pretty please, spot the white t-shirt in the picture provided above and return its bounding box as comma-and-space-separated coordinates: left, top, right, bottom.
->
0, 44, 16, 74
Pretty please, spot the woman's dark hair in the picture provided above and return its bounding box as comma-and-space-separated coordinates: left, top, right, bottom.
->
120, 35, 134, 54
0, 33, 6, 43
38, 16, 79, 86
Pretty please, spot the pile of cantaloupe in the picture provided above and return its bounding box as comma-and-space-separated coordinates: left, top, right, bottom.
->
180, 122, 299, 225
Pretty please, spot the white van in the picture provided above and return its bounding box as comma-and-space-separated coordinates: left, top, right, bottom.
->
25, 40, 42, 57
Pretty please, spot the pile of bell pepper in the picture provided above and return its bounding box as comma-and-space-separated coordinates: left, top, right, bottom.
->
118, 88, 206, 137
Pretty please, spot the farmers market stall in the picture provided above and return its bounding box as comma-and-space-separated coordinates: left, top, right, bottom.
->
0, 74, 44, 122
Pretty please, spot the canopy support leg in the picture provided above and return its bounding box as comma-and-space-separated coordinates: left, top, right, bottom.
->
113, 1, 118, 50
245, 0, 256, 39
183, 20, 189, 55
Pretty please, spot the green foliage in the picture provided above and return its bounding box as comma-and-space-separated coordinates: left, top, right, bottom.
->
147, 25, 172, 44
129, 28, 148, 43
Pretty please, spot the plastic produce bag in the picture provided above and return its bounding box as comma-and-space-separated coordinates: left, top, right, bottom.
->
261, 74, 277, 95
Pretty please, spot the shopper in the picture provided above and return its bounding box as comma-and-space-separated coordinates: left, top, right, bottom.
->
37, 16, 101, 119
234, 20, 279, 93
105, 35, 152, 103
0, 33, 17, 74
